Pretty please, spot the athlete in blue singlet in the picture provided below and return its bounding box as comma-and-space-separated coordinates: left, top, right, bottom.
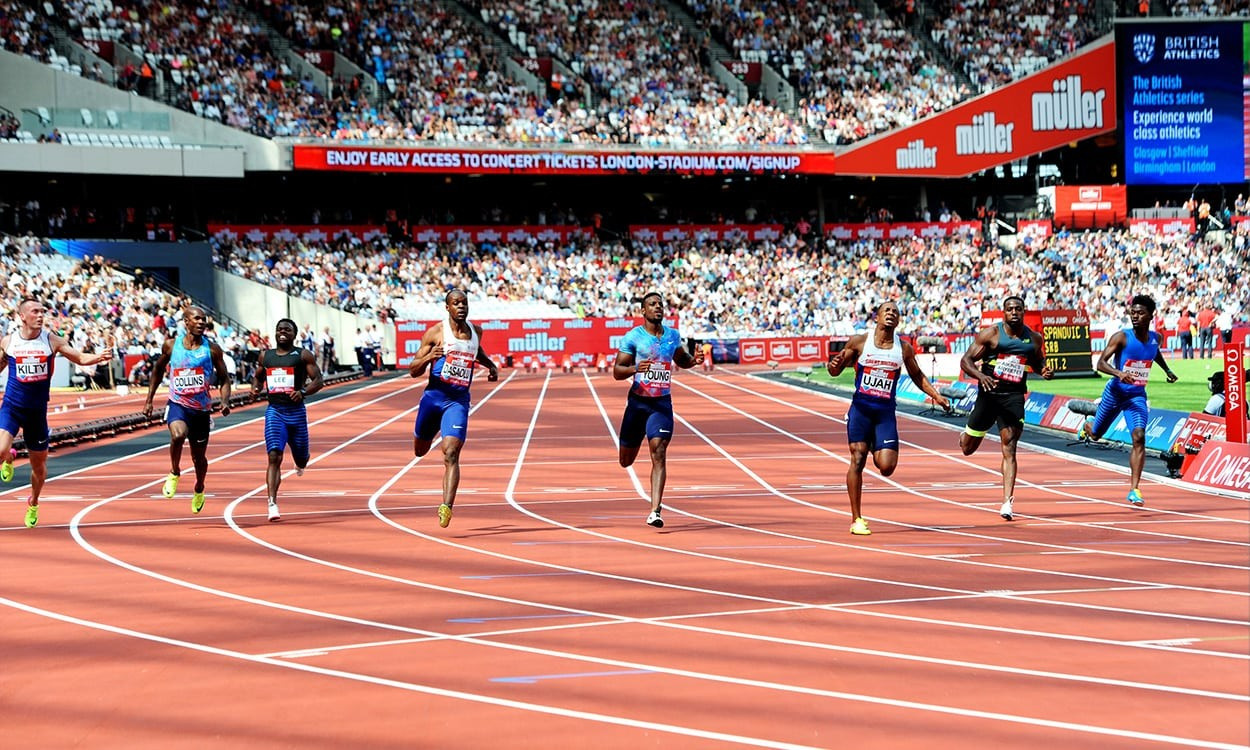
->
1079, 294, 1177, 506
613, 291, 703, 528
143, 306, 233, 514
0, 297, 113, 528
252, 319, 323, 522
826, 301, 948, 536
409, 290, 499, 528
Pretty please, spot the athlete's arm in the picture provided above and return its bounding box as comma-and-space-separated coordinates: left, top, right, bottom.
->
1096, 331, 1131, 382
210, 342, 233, 416
0, 334, 8, 375
673, 339, 701, 369
408, 324, 444, 378
473, 324, 499, 382
1153, 348, 1178, 383
902, 340, 950, 410
613, 349, 641, 380
1027, 330, 1054, 380
142, 339, 175, 418
960, 325, 998, 389
825, 335, 864, 377
298, 348, 325, 400
50, 332, 112, 367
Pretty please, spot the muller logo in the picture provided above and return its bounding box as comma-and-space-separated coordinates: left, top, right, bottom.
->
1031, 75, 1106, 132
896, 139, 937, 170
954, 112, 1015, 155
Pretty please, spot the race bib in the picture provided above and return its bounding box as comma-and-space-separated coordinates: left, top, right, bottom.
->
15, 355, 50, 383
171, 367, 206, 395
440, 349, 475, 387
993, 354, 1027, 383
858, 367, 898, 399
639, 361, 673, 386
267, 366, 295, 393
1123, 358, 1151, 387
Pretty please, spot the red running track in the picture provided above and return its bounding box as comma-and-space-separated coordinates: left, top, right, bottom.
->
2, 369, 1247, 749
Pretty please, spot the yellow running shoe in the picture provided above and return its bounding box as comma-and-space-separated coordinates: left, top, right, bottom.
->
191, 491, 205, 514
849, 517, 871, 536
24, 502, 38, 528
437, 503, 453, 528
162, 473, 180, 499
1, 449, 16, 482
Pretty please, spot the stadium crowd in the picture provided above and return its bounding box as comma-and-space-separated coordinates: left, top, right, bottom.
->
6, 0, 1242, 146
209, 220, 1250, 339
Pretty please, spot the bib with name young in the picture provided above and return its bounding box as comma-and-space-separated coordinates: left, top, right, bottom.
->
620, 325, 683, 398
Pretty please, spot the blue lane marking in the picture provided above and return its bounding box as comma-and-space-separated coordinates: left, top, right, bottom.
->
448, 614, 594, 624
461, 572, 584, 580
491, 670, 654, 684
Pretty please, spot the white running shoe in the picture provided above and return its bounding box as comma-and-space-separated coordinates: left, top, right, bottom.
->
267, 500, 282, 522
999, 499, 1014, 521
646, 510, 664, 528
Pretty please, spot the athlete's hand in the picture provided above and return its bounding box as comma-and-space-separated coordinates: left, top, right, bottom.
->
426, 345, 444, 363
1040, 365, 1054, 380
1165, 370, 1178, 383
1116, 370, 1135, 385
935, 394, 951, 412
221, 403, 232, 417
692, 347, 704, 365
635, 360, 651, 374
487, 366, 499, 382
142, 400, 154, 419
976, 373, 998, 391
290, 389, 304, 404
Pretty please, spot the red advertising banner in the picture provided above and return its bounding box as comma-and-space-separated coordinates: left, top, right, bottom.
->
1053, 185, 1127, 229
292, 145, 837, 175
722, 60, 763, 86
298, 50, 336, 74
410, 225, 590, 243
824, 221, 979, 241
1128, 217, 1195, 235
80, 38, 115, 61
629, 224, 784, 242
834, 40, 1116, 177
1224, 342, 1246, 443
737, 336, 827, 365
1182, 440, 1250, 494
207, 224, 388, 242
395, 317, 678, 368
1017, 219, 1053, 239
1178, 411, 1227, 453
514, 57, 553, 81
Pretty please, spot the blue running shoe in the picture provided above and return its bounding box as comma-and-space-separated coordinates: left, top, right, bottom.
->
1127, 488, 1144, 506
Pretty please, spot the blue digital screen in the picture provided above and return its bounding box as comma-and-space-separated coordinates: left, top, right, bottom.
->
1118, 20, 1247, 185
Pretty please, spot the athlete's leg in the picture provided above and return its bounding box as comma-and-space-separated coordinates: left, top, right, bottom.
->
870, 449, 899, 477
441, 436, 464, 507
846, 442, 870, 520
27, 449, 48, 504
266, 449, 284, 501
1128, 427, 1146, 490
413, 392, 442, 458
168, 420, 188, 474
618, 443, 642, 468
189, 439, 208, 493
960, 393, 994, 456
645, 436, 669, 513
998, 423, 1023, 502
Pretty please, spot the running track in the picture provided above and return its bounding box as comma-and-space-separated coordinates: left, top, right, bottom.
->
2, 370, 1247, 749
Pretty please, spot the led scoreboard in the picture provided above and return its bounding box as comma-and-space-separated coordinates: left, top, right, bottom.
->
1117, 19, 1248, 184
1040, 310, 1094, 376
